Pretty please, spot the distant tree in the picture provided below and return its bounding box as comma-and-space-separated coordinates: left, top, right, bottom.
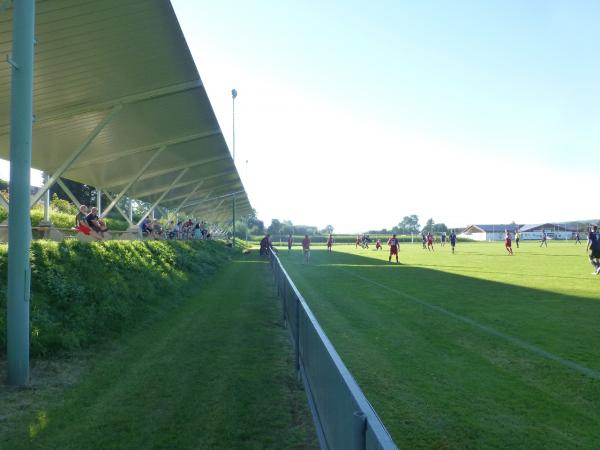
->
247, 209, 264, 235
50, 178, 96, 207
267, 219, 282, 235
396, 215, 420, 234
325, 224, 334, 234
280, 219, 294, 235
432, 223, 448, 233
423, 218, 435, 233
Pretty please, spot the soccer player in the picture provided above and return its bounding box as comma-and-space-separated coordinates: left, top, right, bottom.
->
421, 233, 427, 249
426, 232, 434, 251
540, 230, 548, 247
575, 232, 582, 244
287, 233, 293, 255
375, 239, 382, 251
355, 235, 361, 249
504, 229, 513, 255
587, 225, 600, 275
450, 230, 457, 254
388, 233, 400, 263
302, 234, 311, 264
326, 234, 334, 252
515, 230, 520, 248
441, 232, 446, 247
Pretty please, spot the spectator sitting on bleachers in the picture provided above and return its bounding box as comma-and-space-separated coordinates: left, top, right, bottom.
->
85, 207, 108, 238
194, 223, 202, 240
75, 205, 92, 235
140, 216, 152, 237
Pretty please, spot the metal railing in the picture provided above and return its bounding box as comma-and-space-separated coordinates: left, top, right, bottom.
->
270, 251, 398, 450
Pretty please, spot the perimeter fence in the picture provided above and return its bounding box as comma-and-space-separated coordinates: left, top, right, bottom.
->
270, 252, 398, 450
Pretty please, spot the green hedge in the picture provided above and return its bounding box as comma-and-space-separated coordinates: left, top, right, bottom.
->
0, 240, 229, 356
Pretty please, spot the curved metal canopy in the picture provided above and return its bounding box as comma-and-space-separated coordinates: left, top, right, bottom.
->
0, 0, 251, 222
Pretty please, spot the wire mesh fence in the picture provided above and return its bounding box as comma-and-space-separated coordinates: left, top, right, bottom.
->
270, 251, 398, 450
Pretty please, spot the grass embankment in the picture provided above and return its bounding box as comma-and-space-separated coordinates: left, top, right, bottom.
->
1, 252, 315, 449
280, 242, 600, 449
0, 240, 228, 356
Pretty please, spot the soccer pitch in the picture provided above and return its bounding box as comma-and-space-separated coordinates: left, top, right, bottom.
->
278, 241, 600, 449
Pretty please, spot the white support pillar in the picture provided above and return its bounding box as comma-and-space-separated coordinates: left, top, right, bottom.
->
29, 104, 122, 207
96, 189, 101, 215
41, 173, 50, 225
136, 169, 189, 226
128, 199, 133, 223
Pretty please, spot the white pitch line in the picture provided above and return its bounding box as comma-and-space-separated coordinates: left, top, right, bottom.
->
340, 268, 600, 380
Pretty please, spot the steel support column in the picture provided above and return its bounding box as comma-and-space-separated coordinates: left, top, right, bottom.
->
43, 173, 50, 223
96, 189, 101, 215
232, 193, 236, 248
7, 0, 35, 386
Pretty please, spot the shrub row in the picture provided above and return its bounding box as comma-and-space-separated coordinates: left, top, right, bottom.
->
0, 240, 229, 356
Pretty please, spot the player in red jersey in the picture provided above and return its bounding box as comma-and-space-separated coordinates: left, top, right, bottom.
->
287, 233, 293, 255
326, 234, 334, 252
375, 239, 382, 250
302, 234, 311, 263
388, 234, 400, 263
426, 232, 434, 251
504, 230, 513, 255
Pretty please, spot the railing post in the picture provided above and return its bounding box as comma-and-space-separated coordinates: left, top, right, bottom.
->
295, 296, 300, 374
353, 411, 367, 450
282, 277, 287, 323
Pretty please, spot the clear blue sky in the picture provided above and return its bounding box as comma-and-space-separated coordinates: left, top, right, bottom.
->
0, 1, 595, 231
175, 2, 600, 230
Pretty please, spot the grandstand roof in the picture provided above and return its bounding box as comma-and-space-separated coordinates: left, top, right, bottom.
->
0, 0, 251, 221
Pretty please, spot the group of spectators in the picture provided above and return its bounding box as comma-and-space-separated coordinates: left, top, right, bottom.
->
74, 205, 109, 240
74, 204, 211, 241
164, 219, 211, 240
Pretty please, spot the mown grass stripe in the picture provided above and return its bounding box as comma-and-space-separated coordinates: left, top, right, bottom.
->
340, 267, 600, 380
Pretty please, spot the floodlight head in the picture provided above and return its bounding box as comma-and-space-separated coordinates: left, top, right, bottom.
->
232, 89, 238, 99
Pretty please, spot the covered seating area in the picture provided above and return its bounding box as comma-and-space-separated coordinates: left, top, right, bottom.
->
1, 0, 251, 384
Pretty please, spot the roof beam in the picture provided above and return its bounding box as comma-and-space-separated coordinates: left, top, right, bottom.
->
29, 105, 122, 206
100, 145, 167, 217
0, 80, 203, 136
68, 129, 221, 170
133, 169, 235, 199
56, 178, 82, 209
180, 190, 245, 210
173, 180, 204, 214
135, 168, 189, 226
103, 154, 231, 190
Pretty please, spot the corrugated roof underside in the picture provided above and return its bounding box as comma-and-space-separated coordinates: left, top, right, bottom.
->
0, 0, 251, 221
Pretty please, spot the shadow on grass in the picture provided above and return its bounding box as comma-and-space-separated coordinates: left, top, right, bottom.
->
280, 249, 600, 448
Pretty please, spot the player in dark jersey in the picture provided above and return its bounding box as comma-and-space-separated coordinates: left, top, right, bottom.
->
287, 233, 293, 255
326, 234, 334, 252
540, 230, 548, 247
575, 232, 582, 244
302, 234, 311, 264
441, 233, 446, 247
587, 225, 600, 275
504, 230, 514, 255
421, 233, 427, 249
355, 235, 361, 249
388, 234, 400, 263
450, 230, 457, 254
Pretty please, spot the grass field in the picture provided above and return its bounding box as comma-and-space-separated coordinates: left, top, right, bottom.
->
279, 240, 600, 449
